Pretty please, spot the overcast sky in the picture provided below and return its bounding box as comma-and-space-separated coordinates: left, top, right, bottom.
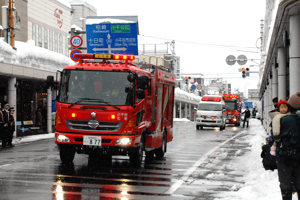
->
63, 0, 266, 95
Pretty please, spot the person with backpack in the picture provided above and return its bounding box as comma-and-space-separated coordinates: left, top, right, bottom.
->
274, 92, 300, 200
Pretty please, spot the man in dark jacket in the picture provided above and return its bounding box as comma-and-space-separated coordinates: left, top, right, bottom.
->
242, 106, 251, 128
275, 92, 300, 200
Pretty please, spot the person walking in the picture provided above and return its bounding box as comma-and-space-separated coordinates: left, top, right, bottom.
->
241, 106, 251, 128
7, 107, 15, 147
275, 91, 300, 200
0, 103, 3, 142
1, 103, 10, 148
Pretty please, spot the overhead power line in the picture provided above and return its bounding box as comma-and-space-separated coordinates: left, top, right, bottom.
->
139, 34, 258, 50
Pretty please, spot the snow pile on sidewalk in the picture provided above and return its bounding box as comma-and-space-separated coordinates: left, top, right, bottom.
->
215, 119, 297, 200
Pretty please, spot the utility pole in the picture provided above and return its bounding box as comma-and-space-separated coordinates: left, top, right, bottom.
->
170, 40, 175, 73
8, 0, 15, 49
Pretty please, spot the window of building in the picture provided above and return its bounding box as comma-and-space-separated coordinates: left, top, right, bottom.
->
54, 33, 58, 52
59, 34, 63, 54
38, 26, 42, 47
44, 29, 48, 49
49, 31, 53, 51
32, 24, 36, 46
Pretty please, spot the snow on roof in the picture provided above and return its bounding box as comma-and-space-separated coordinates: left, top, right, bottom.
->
0, 38, 74, 70
175, 87, 202, 102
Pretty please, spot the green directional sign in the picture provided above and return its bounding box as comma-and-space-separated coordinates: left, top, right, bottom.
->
111, 24, 131, 33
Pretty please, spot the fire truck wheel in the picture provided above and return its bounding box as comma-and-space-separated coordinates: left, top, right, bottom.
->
235, 123, 240, 126
145, 151, 155, 160
196, 125, 200, 130
155, 132, 167, 158
129, 135, 144, 166
60, 148, 75, 163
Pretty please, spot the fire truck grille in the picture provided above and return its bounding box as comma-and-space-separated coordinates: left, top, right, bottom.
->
65, 120, 122, 132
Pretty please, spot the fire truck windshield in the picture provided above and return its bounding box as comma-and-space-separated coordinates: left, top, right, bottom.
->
58, 70, 133, 106
225, 100, 237, 110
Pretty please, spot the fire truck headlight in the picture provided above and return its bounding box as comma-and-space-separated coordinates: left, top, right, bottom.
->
57, 135, 70, 143
115, 138, 132, 145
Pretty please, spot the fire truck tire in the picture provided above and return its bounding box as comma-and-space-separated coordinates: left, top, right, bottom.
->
60, 148, 75, 163
145, 151, 155, 159
155, 132, 167, 158
235, 123, 240, 126
129, 135, 144, 166
196, 125, 200, 130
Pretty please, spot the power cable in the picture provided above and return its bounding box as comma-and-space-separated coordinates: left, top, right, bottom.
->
139, 34, 258, 50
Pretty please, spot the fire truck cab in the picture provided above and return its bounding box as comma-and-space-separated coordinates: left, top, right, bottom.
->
222, 94, 242, 126
48, 53, 175, 166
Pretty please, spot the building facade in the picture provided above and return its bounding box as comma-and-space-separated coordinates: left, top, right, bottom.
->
259, 0, 300, 133
0, 0, 97, 137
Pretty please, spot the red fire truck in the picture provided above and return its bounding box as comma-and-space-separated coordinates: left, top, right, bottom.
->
47, 53, 175, 166
222, 94, 242, 126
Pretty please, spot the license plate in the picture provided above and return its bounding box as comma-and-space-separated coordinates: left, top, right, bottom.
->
83, 136, 102, 146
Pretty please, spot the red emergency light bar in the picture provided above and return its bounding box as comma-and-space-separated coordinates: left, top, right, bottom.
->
223, 94, 238, 99
202, 97, 221, 102
74, 53, 135, 61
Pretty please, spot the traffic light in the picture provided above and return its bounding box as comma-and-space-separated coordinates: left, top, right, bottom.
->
185, 76, 188, 84
242, 67, 246, 78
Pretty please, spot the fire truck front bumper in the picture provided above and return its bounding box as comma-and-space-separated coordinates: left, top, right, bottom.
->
225, 116, 239, 124
55, 132, 141, 155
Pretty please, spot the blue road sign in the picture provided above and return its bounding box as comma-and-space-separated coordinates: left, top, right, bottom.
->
86, 23, 138, 55
244, 101, 253, 109
70, 49, 82, 62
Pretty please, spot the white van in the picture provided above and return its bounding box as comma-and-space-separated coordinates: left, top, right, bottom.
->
194, 95, 226, 130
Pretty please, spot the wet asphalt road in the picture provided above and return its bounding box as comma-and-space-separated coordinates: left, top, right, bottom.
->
0, 121, 251, 200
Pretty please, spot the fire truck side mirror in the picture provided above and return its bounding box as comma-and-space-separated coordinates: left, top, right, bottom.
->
127, 74, 136, 82
136, 89, 145, 99
137, 75, 149, 89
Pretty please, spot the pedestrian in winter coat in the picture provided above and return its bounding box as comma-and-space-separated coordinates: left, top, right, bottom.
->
274, 91, 300, 200
0, 103, 3, 140
7, 107, 15, 147
1, 103, 10, 148
241, 106, 251, 128
268, 100, 291, 156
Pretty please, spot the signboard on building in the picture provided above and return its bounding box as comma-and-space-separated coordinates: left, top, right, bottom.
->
86, 23, 138, 55
244, 101, 253, 109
